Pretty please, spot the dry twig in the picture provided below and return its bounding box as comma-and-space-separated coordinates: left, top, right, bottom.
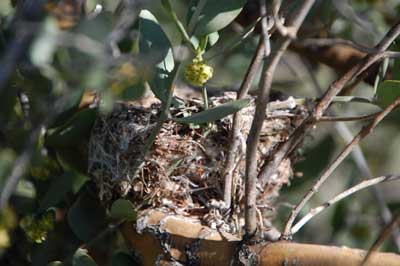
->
291, 175, 400, 235
282, 97, 400, 238
361, 213, 400, 266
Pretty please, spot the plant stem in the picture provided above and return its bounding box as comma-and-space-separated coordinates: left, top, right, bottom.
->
131, 63, 181, 178
202, 85, 209, 110
161, 0, 196, 52
187, 0, 207, 35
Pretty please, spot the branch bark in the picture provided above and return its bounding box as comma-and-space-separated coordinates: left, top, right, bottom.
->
245, 0, 316, 235
121, 214, 400, 266
223, 39, 265, 209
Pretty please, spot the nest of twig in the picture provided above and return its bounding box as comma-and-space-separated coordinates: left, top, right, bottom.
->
88, 92, 308, 234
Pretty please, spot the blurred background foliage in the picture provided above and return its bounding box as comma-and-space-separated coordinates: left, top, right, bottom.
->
0, 0, 399, 265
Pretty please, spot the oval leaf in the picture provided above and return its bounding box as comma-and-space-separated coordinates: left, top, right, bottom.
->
109, 199, 137, 221
45, 108, 97, 148
72, 249, 97, 266
67, 184, 108, 243
174, 98, 251, 124
38, 172, 74, 212
138, 10, 175, 102
47, 262, 63, 266
189, 0, 246, 36
377, 80, 400, 108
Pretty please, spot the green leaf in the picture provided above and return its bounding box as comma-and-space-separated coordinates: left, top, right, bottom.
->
138, 10, 175, 102
48, 89, 85, 129
204, 17, 259, 60
110, 252, 136, 266
208, 32, 219, 47
74, 12, 112, 42
31, 18, 59, 67
45, 108, 97, 148
72, 249, 97, 266
38, 172, 74, 212
67, 184, 108, 243
189, 0, 246, 36
174, 98, 251, 124
47, 262, 63, 266
377, 80, 400, 108
109, 199, 137, 221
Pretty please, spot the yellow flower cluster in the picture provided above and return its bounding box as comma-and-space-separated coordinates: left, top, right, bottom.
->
184, 56, 213, 87
20, 212, 55, 244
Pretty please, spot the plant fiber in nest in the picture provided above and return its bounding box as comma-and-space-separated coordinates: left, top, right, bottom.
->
88, 92, 307, 234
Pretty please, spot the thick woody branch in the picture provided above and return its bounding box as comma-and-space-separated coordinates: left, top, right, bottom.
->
223, 39, 265, 209
245, 0, 316, 235
121, 216, 400, 266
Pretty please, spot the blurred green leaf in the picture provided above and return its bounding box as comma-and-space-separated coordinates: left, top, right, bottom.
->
110, 252, 135, 266
138, 10, 174, 102
31, 18, 59, 67
47, 261, 63, 266
67, 184, 108, 243
204, 17, 259, 60
173, 98, 250, 124
188, 0, 246, 36
72, 249, 97, 266
331, 200, 348, 233
38, 172, 74, 212
109, 199, 136, 221
49, 89, 85, 129
45, 108, 97, 148
75, 12, 112, 42
377, 80, 400, 108
294, 136, 335, 181
0, 149, 16, 184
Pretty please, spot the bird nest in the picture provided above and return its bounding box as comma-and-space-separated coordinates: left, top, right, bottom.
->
88, 92, 307, 234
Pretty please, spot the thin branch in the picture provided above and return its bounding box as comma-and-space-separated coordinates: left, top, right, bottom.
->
107, 0, 139, 58
302, 56, 400, 250
361, 213, 400, 266
282, 97, 400, 238
0, 89, 83, 209
187, 0, 207, 35
130, 64, 181, 178
318, 112, 379, 122
223, 39, 265, 209
335, 122, 400, 251
0, 139, 37, 209
259, 0, 271, 57
257, 19, 400, 209
296, 38, 400, 58
315, 20, 400, 118
291, 175, 400, 235
245, 0, 316, 235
